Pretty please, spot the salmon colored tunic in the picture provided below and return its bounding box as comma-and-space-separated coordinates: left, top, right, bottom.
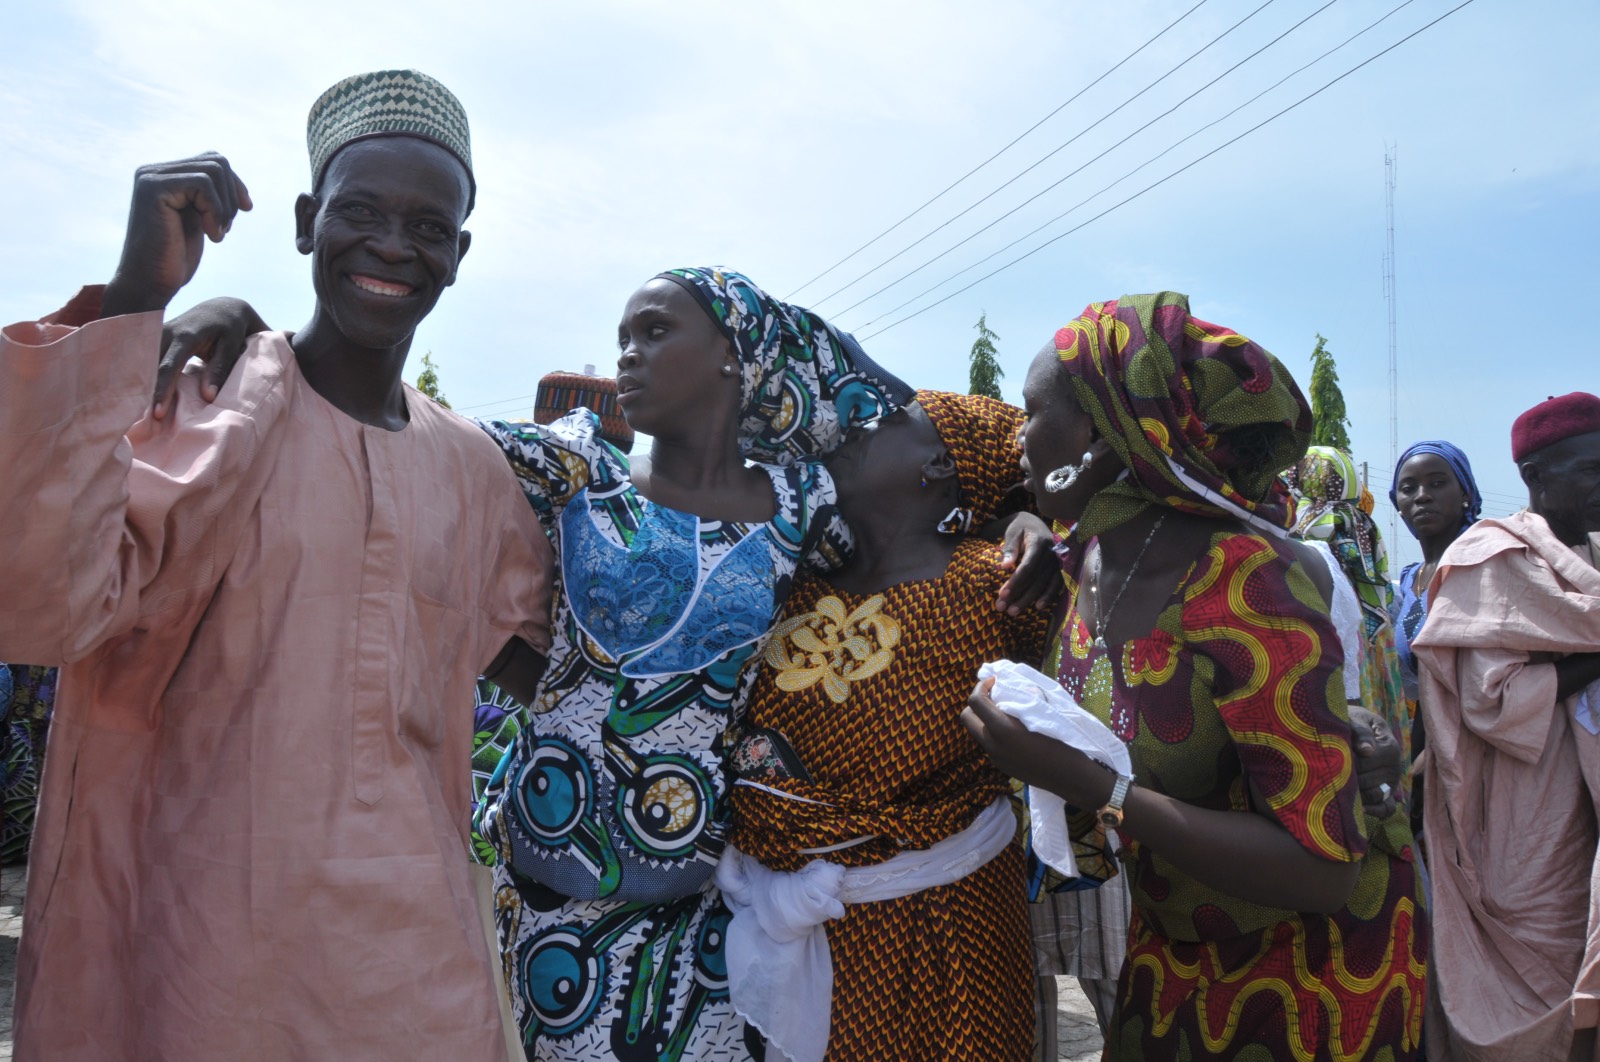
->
0, 289, 553, 1060
1415, 512, 1600, 1061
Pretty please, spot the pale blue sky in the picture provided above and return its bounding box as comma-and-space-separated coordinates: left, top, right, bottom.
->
3, 0, 1596, 570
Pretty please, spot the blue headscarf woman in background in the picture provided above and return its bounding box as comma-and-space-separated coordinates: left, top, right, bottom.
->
1389, 439, 1482, 840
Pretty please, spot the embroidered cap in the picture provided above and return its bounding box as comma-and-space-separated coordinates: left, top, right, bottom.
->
307, 69, 474, 209
1511, 392, 1600, 462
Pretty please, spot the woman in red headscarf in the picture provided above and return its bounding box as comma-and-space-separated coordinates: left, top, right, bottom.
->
963, 294, 1426, 1061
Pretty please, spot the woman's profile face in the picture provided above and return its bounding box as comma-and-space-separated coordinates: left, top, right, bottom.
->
1394, 452, 1467, 540
826, 405, 946, 523
1020, 346, 1107, 525
614, 277, 735, 435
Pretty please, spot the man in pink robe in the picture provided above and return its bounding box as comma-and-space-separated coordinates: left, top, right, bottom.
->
0, 70, 552, 1059
1414, 392, 1600, 1061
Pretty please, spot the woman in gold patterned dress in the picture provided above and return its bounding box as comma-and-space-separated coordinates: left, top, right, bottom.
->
718, 391, 1048, 1062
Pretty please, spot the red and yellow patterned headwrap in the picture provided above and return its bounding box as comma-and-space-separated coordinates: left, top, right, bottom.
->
1055, 292, 1311, 539
915, 389, 1026, 533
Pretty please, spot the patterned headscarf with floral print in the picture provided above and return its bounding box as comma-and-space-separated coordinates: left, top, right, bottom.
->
657, 267, 911, 466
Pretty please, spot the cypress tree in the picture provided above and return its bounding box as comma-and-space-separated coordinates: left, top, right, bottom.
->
1308, 334, 1350, 451
969, 312, 1004, 400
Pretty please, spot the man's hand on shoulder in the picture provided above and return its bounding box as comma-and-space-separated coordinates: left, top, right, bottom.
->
101, 153, 252, 320
154, 297, 270, 419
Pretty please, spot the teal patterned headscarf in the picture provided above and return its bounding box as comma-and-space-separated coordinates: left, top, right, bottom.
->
658, 267, 910, 465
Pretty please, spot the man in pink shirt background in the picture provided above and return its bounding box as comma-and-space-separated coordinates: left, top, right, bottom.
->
1415, 392, 1600, 1061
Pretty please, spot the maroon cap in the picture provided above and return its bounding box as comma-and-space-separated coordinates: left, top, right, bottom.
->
1511, 392, 1600, 462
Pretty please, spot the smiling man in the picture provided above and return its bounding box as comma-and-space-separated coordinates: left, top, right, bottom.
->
1413, 391, 1600, 1061
0, 71, 551, 1060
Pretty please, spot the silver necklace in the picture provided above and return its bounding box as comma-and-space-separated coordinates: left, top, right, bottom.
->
1091, 512, 1167, 648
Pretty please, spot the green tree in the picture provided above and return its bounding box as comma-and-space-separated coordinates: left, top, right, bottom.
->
968, 311, 1004, 400
415, 351, 451, 409
1308, 334, 1350, 451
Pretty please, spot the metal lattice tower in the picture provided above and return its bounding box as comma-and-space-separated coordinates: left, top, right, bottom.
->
1383, 147, 1399, 551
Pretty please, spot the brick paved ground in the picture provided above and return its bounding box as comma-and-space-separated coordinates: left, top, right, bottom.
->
0, 870, 1104, 1062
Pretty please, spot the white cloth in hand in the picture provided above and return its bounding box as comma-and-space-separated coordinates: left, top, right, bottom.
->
977, 659, 1132, 877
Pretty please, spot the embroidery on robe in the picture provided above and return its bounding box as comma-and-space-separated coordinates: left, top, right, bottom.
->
765, 594, 901, 704
562, 494, 780, 682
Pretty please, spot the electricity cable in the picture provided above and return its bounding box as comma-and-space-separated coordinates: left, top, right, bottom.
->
852, 0, 1421, 328
857, 0, 1479, 340
833, 0, 1344, 319
807, 0, 1280, 308
784, 0, 1211, 300
454, 392, 541, 414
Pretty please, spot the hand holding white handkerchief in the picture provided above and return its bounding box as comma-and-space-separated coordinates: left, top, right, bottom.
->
977, 659, 1132, 877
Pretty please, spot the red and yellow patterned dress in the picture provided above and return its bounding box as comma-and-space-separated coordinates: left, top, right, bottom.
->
1057, 529, 1427, 1061
729, 537, 1047, 1061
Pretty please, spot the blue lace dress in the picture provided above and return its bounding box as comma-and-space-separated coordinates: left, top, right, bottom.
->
474, 410, 849, 1061
1390, 562, 1427, 705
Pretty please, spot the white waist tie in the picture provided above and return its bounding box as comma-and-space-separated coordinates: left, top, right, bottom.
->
715, 796, 1016, 1062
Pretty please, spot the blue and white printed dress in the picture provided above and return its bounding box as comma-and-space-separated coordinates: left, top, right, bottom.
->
474, 410, 849, 1061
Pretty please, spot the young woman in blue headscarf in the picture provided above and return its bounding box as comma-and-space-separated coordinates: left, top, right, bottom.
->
1389, 439, 1482, 839
471, 267, 915, 1061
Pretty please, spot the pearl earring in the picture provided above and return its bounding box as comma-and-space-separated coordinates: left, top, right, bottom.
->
721, 364, 736, 377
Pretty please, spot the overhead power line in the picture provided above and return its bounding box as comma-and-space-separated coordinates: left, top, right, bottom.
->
810, 0, 1282, 309
468, 403, 541, 421
858, 0, 1479, 340
807, 0, 1280, 309
784, 0, 1212, 301
833, 0, 1343, 320
455, 391, 540, 414
851, 0, 1422, 329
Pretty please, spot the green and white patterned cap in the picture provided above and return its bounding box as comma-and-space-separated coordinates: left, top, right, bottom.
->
307, 69, 474, 208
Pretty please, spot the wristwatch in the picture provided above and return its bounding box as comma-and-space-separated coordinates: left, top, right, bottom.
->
1097, 774, 1134, 829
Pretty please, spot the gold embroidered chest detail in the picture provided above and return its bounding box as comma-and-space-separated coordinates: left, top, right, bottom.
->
765, 594, 902, 704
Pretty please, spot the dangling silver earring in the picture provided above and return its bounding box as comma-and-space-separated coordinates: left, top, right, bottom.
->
1045, 451, 1094, 493
1044, 465, 1079, 492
